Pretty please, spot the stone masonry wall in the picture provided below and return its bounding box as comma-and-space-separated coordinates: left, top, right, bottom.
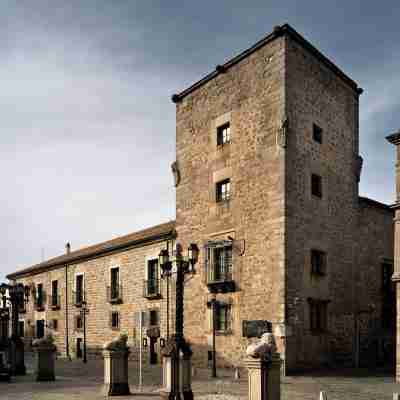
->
175, 36, 286, 368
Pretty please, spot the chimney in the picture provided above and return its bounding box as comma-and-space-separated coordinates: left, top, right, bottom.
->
65, 242, 71, 254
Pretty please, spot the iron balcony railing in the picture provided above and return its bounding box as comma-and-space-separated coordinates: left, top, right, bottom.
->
48, 294, 61, 310
107, 285, 123, 304
143, 279, 161, 299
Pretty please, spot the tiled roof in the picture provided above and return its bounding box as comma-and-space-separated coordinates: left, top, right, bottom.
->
7, 220, 176, 280
359, 197, 393, 212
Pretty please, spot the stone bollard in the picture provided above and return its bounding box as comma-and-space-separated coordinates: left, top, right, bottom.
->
32, 335, 57, 382
320, 391, 328, 400
102, 334, 130, 396
245, 333, 281, 400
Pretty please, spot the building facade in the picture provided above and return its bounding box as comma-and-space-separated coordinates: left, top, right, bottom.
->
7, 24, 395, 372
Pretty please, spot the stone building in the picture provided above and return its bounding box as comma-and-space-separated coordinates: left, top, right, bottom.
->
7, 24, 395, 372
386, 130, 400, 381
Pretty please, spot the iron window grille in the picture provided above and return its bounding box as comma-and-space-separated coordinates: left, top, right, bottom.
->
216, 179, 231, 203
311, 250, 327, 276
217, 123, 231, 146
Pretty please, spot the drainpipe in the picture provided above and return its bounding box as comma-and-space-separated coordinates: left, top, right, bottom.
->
65, 243, 71, 360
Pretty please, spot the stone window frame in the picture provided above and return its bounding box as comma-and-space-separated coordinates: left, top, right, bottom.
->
310, 249, 327, 276
205, 241, 234, 284
110, 311, 120, 330
313, 123, 323, 144
214, 300, 233, 335
217, 122, 231, 146
211, 112, 232, 148
144, 252, 162, 298
216, 179, 231, 203
307, 298, 330, 334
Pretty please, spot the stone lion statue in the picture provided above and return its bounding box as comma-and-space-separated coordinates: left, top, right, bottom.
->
103, 334, 128, 351
246, 333, 277, 360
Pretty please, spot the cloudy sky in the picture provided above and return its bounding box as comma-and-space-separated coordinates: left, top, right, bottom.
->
1, 1, 399, 281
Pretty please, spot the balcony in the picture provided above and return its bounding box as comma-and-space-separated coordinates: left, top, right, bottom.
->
49, 294, 61, 310
143, 279, 161, 299
207, 270, 235, 294
73, 291, 85, 307
107, 285, 123, 304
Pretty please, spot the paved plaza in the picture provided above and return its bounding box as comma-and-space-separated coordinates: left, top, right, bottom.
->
0, 355, 399, 400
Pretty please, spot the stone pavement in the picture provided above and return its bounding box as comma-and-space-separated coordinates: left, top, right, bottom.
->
1, 355, 400, 399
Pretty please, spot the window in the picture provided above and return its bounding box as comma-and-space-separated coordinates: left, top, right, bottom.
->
144, 259, 160, 298
217, 123, 231, 146
311, 174, 322, 198
149, 309, 160, 326
18, 321, 24, 337
311, 250, 327, 276
75, 275, 84, 305
212, 246, 233, 282
52, 280, 59, 308
111, 312, 120, 330
308, 299, 328, 333
36, 284, 45, 309
110, 268, 120, 300
75, 316, 83, 331
52, 320, 58, 331
313, 124, 323, 143
216, 179, 231, 202
215, 303, 232, 333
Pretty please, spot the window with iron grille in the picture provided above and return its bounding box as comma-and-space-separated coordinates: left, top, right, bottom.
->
206, 244, 233, 283
308, 299, 328, 333
216, 179, 231, 203
311, 250, 327, 276
311, 174, 322, 198
313, 124, 323, 143
111, 312, 120, 330
215, 303, 232, 333
217, 123, 231, 146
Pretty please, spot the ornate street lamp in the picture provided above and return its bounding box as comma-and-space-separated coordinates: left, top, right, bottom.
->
0, 282, 30, 375
159, 242, 199, 400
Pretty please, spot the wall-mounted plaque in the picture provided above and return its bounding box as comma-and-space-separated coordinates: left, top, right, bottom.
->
242, 320, 272, 338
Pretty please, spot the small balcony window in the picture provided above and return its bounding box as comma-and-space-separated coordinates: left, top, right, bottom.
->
216, 179, 231, 203
217, 123, 231, 146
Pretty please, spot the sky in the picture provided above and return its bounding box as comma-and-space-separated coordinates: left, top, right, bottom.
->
1, 1, 399, 281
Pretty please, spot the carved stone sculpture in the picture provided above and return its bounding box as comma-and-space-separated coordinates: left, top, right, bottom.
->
171, 161, 181, 187
103, 334, 128, 351
246, 332, 277, 361
277, 117, 289, 148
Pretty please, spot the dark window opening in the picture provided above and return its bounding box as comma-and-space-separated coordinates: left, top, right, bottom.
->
216, 179, 231, 203
149, 309, 159, 326
75, 275, 84, 304
110, 268, 120, 300
51, 280, 59, 307
311, 250, 327, 276
308, 299, 328, 333
311, 174, 323, 198
111, 312, 119, 330
217, 123, 231, 146
52, 320, 58, 331
36, 284, 44, 308
76, 316, 83, 331
313, 124, 323, 143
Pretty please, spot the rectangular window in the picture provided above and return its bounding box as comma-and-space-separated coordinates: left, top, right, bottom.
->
36, 284, 44, 308
217, 123, 231, 146
52, 280, 59, 307
76, 316, 83, 331
213, 246, 233, 282
52, 319, 58, 331
110, 268, 120, 300
149, 309, 159, 326
311, 250, 327, 276
111, 312, 120, 330
215, 303, 232, 333
18, 321, 24, 337
216, 179, 231, 203
311, 174, 322, 198
308, 299, 328, 333
145, 259, 160, 297
313, 124, 323, 143
75, 275, 84, 304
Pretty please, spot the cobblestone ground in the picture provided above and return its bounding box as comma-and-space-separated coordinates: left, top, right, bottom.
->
1, 354, 400, 400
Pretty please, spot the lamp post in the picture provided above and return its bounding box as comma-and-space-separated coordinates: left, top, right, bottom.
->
0, 282, 30, 375
80, 300, 89, 363
159, 242, 199, 400
207, 294, 218, 378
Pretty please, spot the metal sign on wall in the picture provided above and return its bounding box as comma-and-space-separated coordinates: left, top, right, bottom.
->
242, 320, 272, 338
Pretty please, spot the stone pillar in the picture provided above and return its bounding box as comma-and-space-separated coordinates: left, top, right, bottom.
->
33, 340, 57, 382
102, 335, 130, 396
246, 353, 281, 400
